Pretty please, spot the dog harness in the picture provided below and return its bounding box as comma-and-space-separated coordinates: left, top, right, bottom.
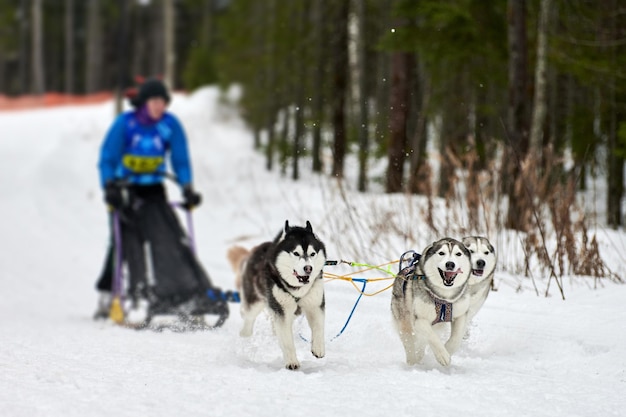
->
398, 259, 454, 325
431, 297, 453, 325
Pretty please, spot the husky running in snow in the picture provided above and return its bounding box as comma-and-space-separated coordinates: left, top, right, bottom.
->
227, 221, 327, 370
462, 236, 497, 324
391, 238, 472, 366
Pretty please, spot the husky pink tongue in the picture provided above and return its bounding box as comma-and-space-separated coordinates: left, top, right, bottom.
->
443, 268, 462, 285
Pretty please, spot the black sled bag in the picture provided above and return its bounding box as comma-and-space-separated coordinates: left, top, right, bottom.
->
120, 186, 227, 317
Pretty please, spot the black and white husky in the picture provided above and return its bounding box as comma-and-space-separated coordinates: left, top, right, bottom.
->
227, 221, 327, 370
462, 236, 497, 324
391, 238, 472, 366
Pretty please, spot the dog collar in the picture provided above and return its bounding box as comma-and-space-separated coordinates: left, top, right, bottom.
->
401, 275, 424, 297
409, 273, 426, 280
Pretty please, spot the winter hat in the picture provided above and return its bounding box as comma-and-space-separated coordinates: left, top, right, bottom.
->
130, 78, 171, 108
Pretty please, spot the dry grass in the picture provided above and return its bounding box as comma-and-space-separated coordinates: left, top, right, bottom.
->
316, 142, 622, 298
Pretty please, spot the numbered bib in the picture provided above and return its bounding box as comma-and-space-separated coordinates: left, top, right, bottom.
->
122, 154, 164, 173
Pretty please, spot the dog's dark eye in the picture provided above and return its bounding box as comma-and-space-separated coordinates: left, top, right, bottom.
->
310, 252, 316, 257
484, 251, 490, 255
438, 251, 445, 256
293, 251, 300, 257
455, 252, 462, 256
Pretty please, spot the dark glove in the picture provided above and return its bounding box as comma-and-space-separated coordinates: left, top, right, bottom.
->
183, 185, 202, 209
104, 181, 125, 210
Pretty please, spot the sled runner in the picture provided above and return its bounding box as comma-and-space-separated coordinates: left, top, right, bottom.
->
108, 183, 233, 331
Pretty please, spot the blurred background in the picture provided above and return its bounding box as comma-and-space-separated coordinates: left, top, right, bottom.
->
1, 0, 625, 237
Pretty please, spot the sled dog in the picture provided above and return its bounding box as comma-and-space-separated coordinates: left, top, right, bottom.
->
227, 221, 327, 370
462, 236, 497, 323
227, 244, 251, 292
391, 238, 472, 366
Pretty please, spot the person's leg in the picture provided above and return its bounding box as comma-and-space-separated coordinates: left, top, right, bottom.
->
95, 244, 113, 291
94, 215, 114, 319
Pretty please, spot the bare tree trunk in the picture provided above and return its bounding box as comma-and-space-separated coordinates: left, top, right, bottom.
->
356, 0, 369, 191
279, 108, 290, 176
85, 0, 102, 93
529, 0, 551, 156
249, 0, 266, 150
0, 48, 4, 92
311, 0, 326, 173
292, 1, 309, 181
19, 0, 29, 94
151, 3, 164, 77
505, 0, 530, 231
408, 59, 428, 195
265, 0, 277, 171
132, 5, 145, 78
115, 0, 129, 115
330, 0, 349, 179
31, 0, 44, 95
201, 0, 213, 48
607, 91, 623, 228
507, 0, 529, 156
386, 50, 411, 193
65, 0, 74, 94
163, 0, 175, 88
606, 0, 623, 228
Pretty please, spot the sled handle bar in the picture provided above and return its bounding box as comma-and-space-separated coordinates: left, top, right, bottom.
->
171, 202, 196, 254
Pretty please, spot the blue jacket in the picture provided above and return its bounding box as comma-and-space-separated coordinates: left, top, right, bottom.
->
98, 111, 192, 188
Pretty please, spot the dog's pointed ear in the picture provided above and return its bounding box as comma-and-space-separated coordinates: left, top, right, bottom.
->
284, 220, 290, 233
305, 220, 312, 232
422, 242, 435, 258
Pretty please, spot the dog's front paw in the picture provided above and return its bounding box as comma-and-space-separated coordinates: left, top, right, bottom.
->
406, 357, 419, 366
311, 341, 325, 359
433, 348, 451, 367
311, 348, 325, 359
285, 361, 301, 370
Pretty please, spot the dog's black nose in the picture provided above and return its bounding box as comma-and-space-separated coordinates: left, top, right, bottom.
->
445, 261, 455, 270
477, 259, 486, 268
304, 265, 312, 274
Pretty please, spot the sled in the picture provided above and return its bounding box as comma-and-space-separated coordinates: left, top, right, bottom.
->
109, 199, 233, 332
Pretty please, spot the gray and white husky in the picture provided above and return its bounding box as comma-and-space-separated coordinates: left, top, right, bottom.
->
462, 236, 497, 324
227, 221, 327, 370
391, 238, 472, 366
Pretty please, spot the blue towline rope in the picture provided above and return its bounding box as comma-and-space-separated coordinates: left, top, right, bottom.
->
331, 278, 367, 341
213, 258, 403, 341
206, 279, 369, 342
298, 276, 369, 343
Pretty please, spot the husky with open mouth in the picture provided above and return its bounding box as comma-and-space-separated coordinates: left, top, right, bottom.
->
227, 221, 327, 370
391, 238, 472, 366
462, 236, 497, 324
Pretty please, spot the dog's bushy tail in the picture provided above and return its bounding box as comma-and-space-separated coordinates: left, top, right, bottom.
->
227, 245, 250, 291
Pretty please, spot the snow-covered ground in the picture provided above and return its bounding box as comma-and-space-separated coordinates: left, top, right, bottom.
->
0, 88, 624, 417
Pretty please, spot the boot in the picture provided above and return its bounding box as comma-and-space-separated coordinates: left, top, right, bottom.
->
93, 291, 112, 320
126, 298, 150, 324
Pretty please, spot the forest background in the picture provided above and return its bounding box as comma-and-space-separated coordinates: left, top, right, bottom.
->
1, 0, 625, 288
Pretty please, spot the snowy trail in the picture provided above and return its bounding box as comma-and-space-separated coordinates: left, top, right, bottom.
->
0, 89, 624, 417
